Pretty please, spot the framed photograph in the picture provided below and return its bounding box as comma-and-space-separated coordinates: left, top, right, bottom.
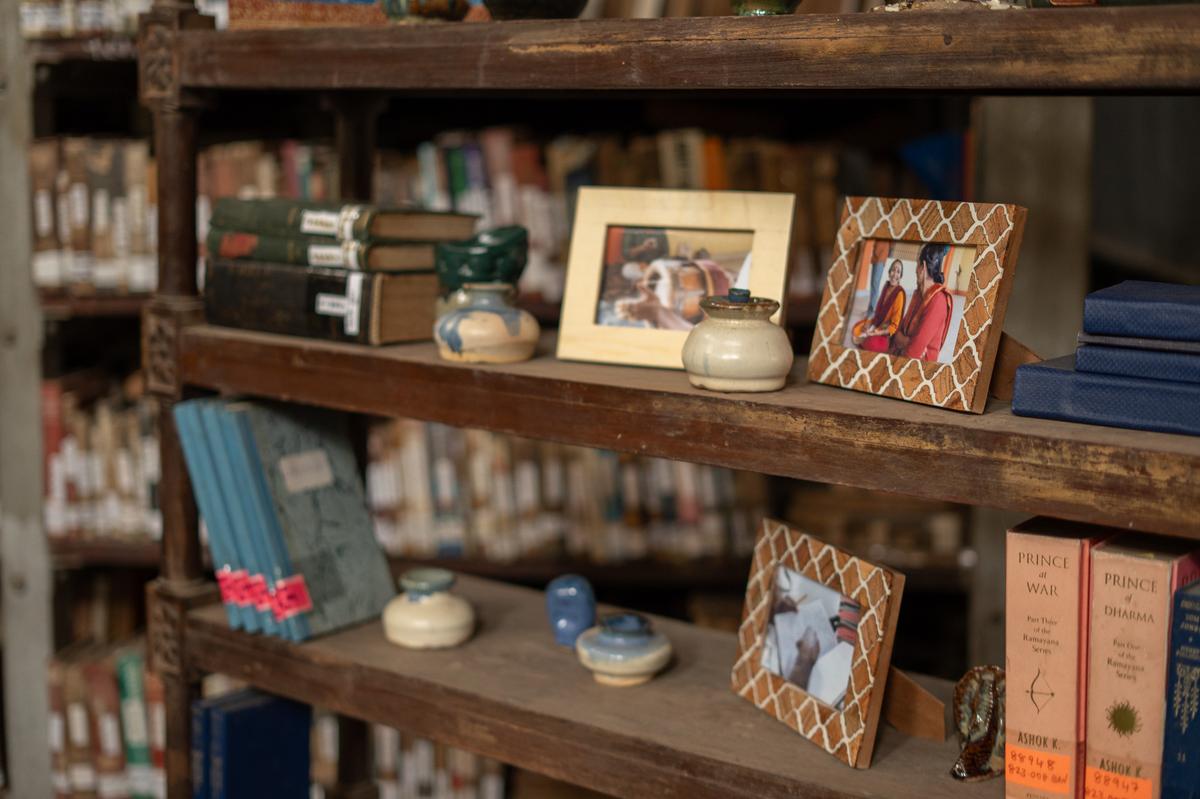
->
732, 519, 905, 769
557, 187, 795, 369
808, 197, 1027, 413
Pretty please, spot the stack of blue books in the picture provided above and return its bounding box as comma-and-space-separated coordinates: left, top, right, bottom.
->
1012, 281, 1200, 436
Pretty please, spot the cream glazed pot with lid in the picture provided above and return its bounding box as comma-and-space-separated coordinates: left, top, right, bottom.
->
681, 289, 793, 392
383, 568, 475, 649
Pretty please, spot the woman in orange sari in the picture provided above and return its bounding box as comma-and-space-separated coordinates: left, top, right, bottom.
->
891, 243, 953, 362
852, 259, 905, 353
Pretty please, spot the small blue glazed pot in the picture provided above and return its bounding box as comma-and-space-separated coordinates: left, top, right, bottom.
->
576, 612, 672, 687
433, 282, 539, 364
545, 574, 596, 647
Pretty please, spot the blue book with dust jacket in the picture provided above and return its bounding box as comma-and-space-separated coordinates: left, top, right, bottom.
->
1075, 343, 1200, 385
1163, 582, 1200, 799
1084, 280, 1200, 341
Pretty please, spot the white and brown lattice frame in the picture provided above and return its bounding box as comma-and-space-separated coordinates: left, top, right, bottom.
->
731, 519, 905, 769
807, 197, 1027, 413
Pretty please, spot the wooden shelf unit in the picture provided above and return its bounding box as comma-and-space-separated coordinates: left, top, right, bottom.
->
39, 292, 149, 320
186, 575, 994, 799
137, 8, 1200, 798
27, 35, 137, 64
49, 538, 161, 569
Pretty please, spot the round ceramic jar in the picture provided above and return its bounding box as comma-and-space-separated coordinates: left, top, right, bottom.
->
434, 282, 540, 364
545, 574, 596, 648
681, 289, 793, 392
435, 226, 528, 316
575, 612, 672, 687
383, 568, 475, 649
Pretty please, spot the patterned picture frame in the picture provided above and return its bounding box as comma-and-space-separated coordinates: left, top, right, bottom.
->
731, 519, 905, 769
808, 197, 1027, 413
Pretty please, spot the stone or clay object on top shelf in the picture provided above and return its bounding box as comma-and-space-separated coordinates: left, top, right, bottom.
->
383, 568, 475, 649
435, 225, 529, 315
681, 288, 793, 392
950, 665, 1006, 781
434, 281, 540, 364
576, 612, 672, 687
733, 0, 801, 14
484, 0, 588, 19
545, 574, 596, 647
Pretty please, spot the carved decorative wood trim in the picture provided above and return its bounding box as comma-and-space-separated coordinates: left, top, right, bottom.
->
137, 5, 215, 108
143, 297, 203, 398
147, 578, 220, 679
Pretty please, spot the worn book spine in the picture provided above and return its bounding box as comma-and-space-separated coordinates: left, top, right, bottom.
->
83, 657, 131, 799
64, 658, 100, 799
1075, 344, 1200, 385
190, 699, 208, 799
210, 197, 377, 242
30, 138, 63, 289
114, 649, 154, 799
1162, 584, 1200, 799
1086, 542, 1200, 799
206, 226, 369, 270
86, 139, 126, 291
1006, 522, 1104, 799
143, 669, 166, 799
49, 658, 71, 799
1084, 280, 1200, 342
62, 137, 93, 288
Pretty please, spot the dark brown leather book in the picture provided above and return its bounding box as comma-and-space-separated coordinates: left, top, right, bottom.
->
204, 259, 439, 346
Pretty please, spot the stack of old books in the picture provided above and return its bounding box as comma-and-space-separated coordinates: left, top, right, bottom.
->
205, 198, 477, 345
1013, 280, 1200, 436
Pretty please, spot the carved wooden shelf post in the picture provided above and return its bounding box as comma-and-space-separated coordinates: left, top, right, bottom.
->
137, 4, 217, 796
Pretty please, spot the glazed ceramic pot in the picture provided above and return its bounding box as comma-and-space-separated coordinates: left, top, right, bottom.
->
484, 0, 587, 19
576, 612, 672, 687
681, 288, 793, 392
434, 282, 539, 364
382, 0, 470, 20
733, 0, 801, 14
435, 226, 528, 300
545, 574, 596, 647
383, 568, 475, 649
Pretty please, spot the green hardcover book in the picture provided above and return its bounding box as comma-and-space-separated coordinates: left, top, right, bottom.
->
206, 226, 438, 272
114, 648, 154, 799
209, 198, 477, 243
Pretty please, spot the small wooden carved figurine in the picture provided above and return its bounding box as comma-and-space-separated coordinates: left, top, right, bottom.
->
951, 665, 1006, 781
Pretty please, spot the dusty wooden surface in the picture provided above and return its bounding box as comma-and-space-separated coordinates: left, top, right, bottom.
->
0, 3, 53, 792
180, 325, 1200, 538
176, 9, 1200, 94
187, 575, 997, 799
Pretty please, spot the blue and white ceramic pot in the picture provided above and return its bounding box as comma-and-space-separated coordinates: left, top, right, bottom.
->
383, 568, 475, 649
576, 612, 672, 687
434, 282, 539, 364
545, 574, 596, 647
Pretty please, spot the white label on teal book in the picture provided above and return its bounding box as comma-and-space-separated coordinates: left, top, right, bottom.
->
279, 449, 334, 494
300, 209, 339, 236
314, 271, 363, 337
308, 243, 347, 268
120, 698, 149, 745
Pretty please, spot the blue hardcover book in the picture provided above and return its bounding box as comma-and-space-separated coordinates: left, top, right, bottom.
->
237, 402, 395, 639
1078, 332, 1200, 355
1012, 356, 1200, 436
209, 692, 310, 799
1083, 280, 1200, 341
198, 402, 285, 639
191, 698, 208, 799
1076, 343, 1200, 385
218, 402, 305, 642
173, 403, 255, 631
1163, 582, 1200, 799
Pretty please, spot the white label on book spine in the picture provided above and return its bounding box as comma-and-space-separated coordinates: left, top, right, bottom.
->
120, 698, 149, 745
69, 183, 88, 228
308, 243, 347, 268
278, 449, 334, 494
98, 773, 130, 798
67, 702, 89, 746
300, 209, 339, 237
314, 271, 364, 337
69, 764, 97, 791
92, 188, 110, 233
338, 205, 366, 242
99, 713, 121, 756
35, 189, 54, 237
49, 712, 65, 751
51, 771, 70, 794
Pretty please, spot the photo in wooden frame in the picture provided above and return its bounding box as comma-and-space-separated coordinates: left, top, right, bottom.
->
808, 197, 1027, 412
557, 187, 795, 369
732, 519, 905, 769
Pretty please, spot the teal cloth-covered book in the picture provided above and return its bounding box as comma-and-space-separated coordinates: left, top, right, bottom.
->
1163, 582, 1200, 799
236, 402, 395, 638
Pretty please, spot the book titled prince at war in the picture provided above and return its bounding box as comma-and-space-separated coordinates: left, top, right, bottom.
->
204, 259, 438, 346
1085, 534, 1200, 799
1005, 519, 1110, 799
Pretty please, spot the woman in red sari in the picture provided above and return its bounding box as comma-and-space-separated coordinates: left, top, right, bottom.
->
892, 243, 953, 362
851, 259, 905, 353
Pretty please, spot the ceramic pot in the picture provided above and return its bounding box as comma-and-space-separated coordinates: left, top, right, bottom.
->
576, 612, 672, 687
434, 282, 539, 364
681, 289, 792, 392
732, 0, 801, 14
383, 568, 475, 649
484, 0, 587, 19
435, 226, 528, 296
545, 574, 596, 647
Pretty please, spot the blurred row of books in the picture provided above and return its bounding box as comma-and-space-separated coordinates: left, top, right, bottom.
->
20, 0, 228, 38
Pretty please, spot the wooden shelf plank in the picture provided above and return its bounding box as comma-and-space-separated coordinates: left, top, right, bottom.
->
40, 292, 149, 320
186, 574, 992, 799
28, 36, 137, 64
177, 8, 1200, 94
179, 325, 1200, 538
49, 538, 160, 569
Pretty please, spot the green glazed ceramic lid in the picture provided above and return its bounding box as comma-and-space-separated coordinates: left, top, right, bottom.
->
400, 567, 456, 596
435, 226, 529, 292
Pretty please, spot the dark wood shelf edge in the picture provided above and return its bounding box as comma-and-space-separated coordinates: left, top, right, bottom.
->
40, 292, 150, 320
49, 538, 160, 569
27, 35, 137, 64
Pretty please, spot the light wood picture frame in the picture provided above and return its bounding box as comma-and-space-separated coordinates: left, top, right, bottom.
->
557, 187, 795, 369
732, 519, 905, 769
808, 197, 1027, 413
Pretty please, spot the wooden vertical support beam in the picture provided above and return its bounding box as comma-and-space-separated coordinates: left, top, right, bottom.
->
969, 97, 1093, 667
138, 5, 217, 797
0, 2, 54, 794
328, 92, 382, 799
